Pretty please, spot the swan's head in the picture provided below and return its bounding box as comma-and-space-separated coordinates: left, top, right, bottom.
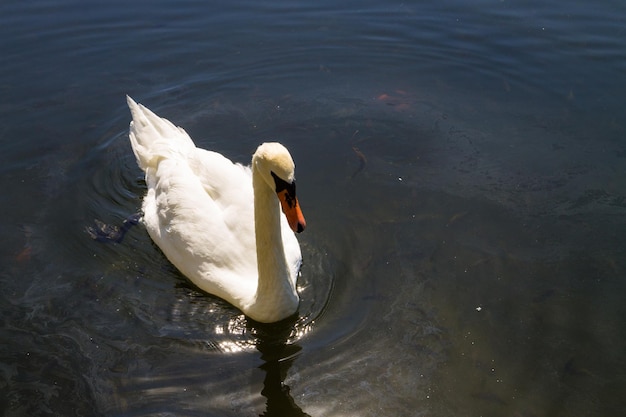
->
253, 142, 306, 233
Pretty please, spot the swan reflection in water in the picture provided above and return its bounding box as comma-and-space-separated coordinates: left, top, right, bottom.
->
245, 315, 312, 417
102, 277, 317, 416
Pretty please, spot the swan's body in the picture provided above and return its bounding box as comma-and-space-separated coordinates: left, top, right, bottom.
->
126, 96, 306, 323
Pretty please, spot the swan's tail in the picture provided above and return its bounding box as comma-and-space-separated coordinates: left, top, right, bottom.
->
126, 95, 196, 170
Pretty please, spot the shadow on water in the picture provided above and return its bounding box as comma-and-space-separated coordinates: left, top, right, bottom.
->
247, 317, 311, 417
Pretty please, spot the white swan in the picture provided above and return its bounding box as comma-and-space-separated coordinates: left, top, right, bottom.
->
126, 96, 306, 323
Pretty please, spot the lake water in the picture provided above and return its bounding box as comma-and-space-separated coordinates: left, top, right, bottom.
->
1, 0, 625, 416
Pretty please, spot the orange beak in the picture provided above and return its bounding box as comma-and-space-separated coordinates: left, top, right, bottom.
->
277, 190, 306, 233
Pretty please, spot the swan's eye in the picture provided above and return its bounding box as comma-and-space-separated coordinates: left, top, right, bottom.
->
271, 171, 297, 207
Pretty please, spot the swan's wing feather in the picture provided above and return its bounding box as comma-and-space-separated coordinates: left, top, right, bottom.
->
127, 96, 195, 170
142, 150, 257, 303
188, 149, 255, 234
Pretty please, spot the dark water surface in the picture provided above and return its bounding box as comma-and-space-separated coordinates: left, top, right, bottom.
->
2, 0, 625, 416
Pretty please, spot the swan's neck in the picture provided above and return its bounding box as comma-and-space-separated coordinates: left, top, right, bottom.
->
250, 166, 298, 322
